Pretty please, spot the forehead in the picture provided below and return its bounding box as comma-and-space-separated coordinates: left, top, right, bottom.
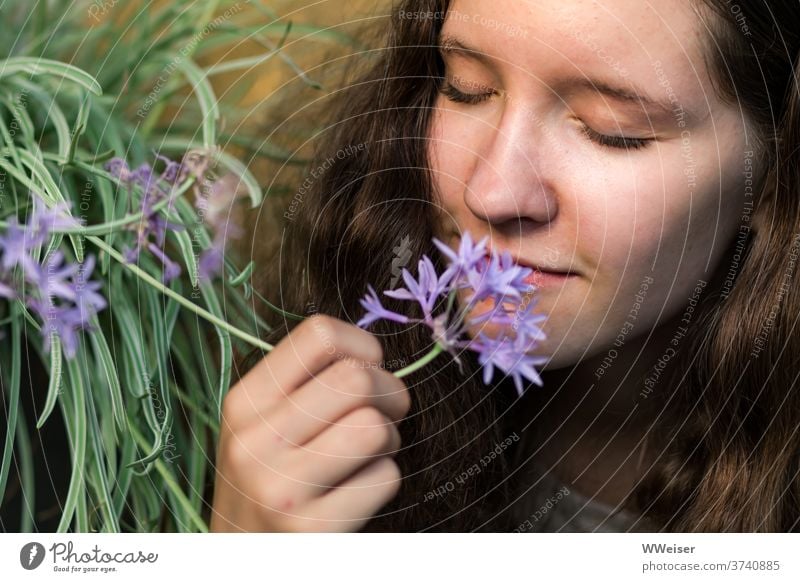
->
442, 0, 711, 100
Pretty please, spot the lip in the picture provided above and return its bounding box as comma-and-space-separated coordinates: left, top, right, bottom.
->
485, 244, 579, 288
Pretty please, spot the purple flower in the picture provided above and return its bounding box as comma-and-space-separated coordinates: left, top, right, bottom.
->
433, 231, 489, 284
29, 197, 84, 239
357, 284, 410, 328
28, 250, 82, 303
198, 243, 224, 284
473, 331, 549, 396
105, 153, 247, 285
0, 197, 83, 277
0, 218, 37, 274
155, 153, 182, 184
0, 279, 16, 299
0, 191, 106, 360
104, 158, 134, 183
106, 153, 176, 199
23, 251, 106, 359
106, 154, 187, 281
383, 255, 453, 324
468, 293, 547, 343
464, 249, 533, 305
356, 233, 550, 396
35, 302, 94, 359
146, 243, 182, 284
72, 254, 108, 317
194, 173, 245, 283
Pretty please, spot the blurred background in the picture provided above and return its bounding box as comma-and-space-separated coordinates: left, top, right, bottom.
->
0, 0, 394, 532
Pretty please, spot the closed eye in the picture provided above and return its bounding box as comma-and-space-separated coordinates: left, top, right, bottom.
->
439, 78, 655, 151
580, 123, 654, 151
438, 80, 495, 105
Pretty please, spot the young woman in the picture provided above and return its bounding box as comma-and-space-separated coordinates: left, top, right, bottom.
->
210, 0, 800, 532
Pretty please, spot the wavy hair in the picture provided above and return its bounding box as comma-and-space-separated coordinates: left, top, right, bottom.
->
237, 0, 800, 532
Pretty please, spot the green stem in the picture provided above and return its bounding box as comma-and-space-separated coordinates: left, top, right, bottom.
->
127, 423, 208, 533
0, 175, 196, 235
393, 342, 445, 379
140, 0, 222, 140
85, 235, 274, 352
88, 229, 447, 380
251, 287, 305, 321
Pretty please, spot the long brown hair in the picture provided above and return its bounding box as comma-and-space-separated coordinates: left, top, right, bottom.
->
236, 0, 800, 532
633, 0, 800, 531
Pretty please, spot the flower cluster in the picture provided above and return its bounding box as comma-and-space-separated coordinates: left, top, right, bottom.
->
105, 150, 243, 284
193, 170, 245, 282
357, 233, 549, 396
0, 195, 106, 358
105, 153, 186, 282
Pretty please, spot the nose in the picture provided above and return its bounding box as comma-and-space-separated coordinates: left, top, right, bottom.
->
463, 98, 559, 227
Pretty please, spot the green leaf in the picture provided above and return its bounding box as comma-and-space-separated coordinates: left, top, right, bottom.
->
66, 92, 92, 164
0, 93, 35, 141
84, 373, 121, 532
172, 227, 200, 288
111, 436, 137, 518
0, 57, 103, 96
228, 259, 254, 286
0, 307, 22, 508
128, 423, 208, 532
177, 60, 218, 150
36, 334, 63, 429
89, 316, 126, 435
14, 412, 35, 532
157, 137, 263, 207
57, 356, 88, 532
8, 77, 73, 161
199, 281, 232, 421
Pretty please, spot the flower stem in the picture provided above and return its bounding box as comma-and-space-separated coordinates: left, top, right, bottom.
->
127, 422, 209, 533
393, 342, 445, 379
85, 235, 274, 352
0, 176, 196, 235
90, 235, 449, 379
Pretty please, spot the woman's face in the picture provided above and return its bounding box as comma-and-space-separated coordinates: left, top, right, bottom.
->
428, 0, 753, 369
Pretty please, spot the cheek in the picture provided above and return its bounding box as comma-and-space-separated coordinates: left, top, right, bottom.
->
427, 106, 486, 219
575, 146, 735, 287
565, 141, 743, 351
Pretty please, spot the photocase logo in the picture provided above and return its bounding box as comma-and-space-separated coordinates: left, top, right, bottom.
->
390, 234, 413, 289
20, 542, 46, 570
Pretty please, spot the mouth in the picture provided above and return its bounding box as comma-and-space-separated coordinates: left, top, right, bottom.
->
485, 243, 579, 288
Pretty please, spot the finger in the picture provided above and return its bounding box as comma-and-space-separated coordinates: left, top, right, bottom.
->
225, 315, 384, 423
286, 457, 403, 533
264, 362, 411, 447
283, 407, 402, 497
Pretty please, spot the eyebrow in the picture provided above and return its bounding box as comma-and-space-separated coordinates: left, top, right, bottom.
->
438, 33, 688, 122
555, 76, 678, 120
438, 33, 496, 68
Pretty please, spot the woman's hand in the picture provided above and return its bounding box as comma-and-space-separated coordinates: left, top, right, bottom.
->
210, 314, 410, 532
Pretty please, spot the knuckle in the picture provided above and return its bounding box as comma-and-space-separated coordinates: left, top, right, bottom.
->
260, 479, 295, 513
359, 332, 384, 364
379, 457, 403, 487
339, 365, 375, 400
221, 431, 258, 473
220, 388, 242, 424
349, 407, 393, 452
304, 314, 340, 351
373, 369, 411, 414
323, 362, 373, 408
400, 389, 412, 417
392, 378, 412, 417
